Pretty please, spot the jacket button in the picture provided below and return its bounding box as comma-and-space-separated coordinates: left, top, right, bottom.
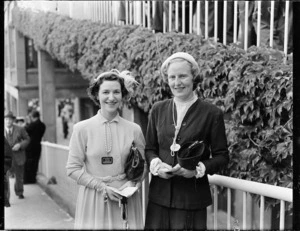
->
177, 136, 181, 141
182, 122, 186, 126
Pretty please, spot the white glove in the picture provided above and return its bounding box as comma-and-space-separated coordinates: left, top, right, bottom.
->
195, 162, 206, 178
150, 158, 162, 176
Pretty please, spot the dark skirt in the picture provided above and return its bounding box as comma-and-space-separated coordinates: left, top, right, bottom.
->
145, 201, 207, 230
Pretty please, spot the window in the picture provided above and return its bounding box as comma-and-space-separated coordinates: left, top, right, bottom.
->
5, 30, 9, 68
25, 37, 38, 68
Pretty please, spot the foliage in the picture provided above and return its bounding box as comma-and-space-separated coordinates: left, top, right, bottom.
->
12, 7, 293, 212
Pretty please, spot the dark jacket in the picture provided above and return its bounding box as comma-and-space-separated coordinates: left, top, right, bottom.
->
145, 98, 229, 210
5, 125, 30, 165
4, 136, 12, 173
25, 119, 46, 158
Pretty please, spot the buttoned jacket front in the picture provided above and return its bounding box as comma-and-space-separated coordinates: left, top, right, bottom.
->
5, 124, 30, 165
145, 98, 229, 210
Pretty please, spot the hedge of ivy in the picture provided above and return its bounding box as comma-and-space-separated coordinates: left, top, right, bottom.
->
12, 7, 293, 211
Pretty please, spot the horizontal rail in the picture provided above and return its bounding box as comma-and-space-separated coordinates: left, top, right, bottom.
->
208, 174, 292, 202
41, 141, 292, 203
41, 141, 69, 151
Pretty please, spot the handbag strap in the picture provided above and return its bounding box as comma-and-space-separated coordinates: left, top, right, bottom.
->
120, 197, 129, 229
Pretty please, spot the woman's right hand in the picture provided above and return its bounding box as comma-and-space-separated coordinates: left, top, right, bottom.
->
105, 187, 122, 202
157, 162, 174, 179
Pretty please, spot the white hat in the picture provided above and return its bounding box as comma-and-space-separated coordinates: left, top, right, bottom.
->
161, 52, 200, 80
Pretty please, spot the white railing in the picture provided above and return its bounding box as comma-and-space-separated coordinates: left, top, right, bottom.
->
40, 141, 292, 230
208, 174, 292, 230
15, 1, 292, 57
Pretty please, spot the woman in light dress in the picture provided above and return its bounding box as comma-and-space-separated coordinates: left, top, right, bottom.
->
66, 70, 146, 229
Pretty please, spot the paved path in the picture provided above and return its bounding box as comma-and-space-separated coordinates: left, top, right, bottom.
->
5, 178, 74, 230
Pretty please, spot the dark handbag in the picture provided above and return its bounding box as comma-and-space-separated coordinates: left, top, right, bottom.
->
124, 143, 145, 182
177, 140, 207, 170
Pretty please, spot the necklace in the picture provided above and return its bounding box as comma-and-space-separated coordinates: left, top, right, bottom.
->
104, 122, 112, 154
170, 94, 198, 156
170, 100, 181, 156
101, 121, 114, 165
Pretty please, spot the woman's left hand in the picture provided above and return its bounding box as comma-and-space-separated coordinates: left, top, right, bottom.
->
118, 181, 136, 191
171, 164, 196, 178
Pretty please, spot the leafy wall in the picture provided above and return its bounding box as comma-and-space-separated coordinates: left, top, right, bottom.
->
12, 7, 293, 210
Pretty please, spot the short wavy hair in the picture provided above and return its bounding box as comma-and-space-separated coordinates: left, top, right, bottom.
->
87, 71, 129, 107
161, 58, 201, 90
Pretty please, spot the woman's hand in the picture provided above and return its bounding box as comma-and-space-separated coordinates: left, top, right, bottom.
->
105, 187, 122, 202
157, 162, 174, 179
171, 164, 196, 178
150, 158, 162, 175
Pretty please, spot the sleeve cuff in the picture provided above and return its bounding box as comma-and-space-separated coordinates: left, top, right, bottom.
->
195, 162, 206, 178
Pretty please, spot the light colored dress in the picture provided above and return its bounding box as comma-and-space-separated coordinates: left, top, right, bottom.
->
66, 110, 145, 230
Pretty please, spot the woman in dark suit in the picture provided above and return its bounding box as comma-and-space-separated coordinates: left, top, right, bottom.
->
144, 52, 229, 229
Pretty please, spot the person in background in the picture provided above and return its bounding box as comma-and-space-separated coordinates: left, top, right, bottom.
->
66, 70, 146, 229
144, 52, 229, 229
4, 136, 13, 207
24, 110, 46, 184
252, 0, 293, 53
15, 117, 27, 127
236, 1, 257, 49
60, 102, 73, 139
4, 111, 30, 199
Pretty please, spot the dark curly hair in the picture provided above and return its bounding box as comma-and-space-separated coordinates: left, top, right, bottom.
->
87, 72, 129, 107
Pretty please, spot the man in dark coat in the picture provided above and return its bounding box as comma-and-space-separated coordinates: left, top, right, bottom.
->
24, 110, 46, 184
4, 111, 30, 199
4, 136, 13, 207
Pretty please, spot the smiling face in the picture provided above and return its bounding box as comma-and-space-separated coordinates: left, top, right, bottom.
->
167, 60, 194, 102
98, 80, 122, 118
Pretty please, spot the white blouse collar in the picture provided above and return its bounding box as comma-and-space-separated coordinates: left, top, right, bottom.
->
97, 110, 120, 124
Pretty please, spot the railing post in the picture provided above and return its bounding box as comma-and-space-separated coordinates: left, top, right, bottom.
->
242, 192, 247, 230
142, 1, 146, 27
175, 1, 179, 31
280, 200, 285, 230
256, 1, 262, 47
205, 0, 208, 39
182, 0, 185, 34
283, 1, 290, 63
45, 142, 50, 178
147, 0, 151, 29
142, 173, 149, 225
223, 0, 227, 45
227, 188, 231, 230
213, 185, 218, 230
260, 195, 265, 230
244, 1, 249, 50
214, 1, 218, 42
233, 1, 238, 43
189, 1, 193, 34
270, 1, 275, 48
196, 1, 201, 36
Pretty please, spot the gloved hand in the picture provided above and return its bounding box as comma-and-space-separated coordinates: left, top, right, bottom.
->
150, 158, 174, 179
149, 158, 162, 175
157, 162, 174, 179
195, 162, 206, 178
171, 164, 197, 178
